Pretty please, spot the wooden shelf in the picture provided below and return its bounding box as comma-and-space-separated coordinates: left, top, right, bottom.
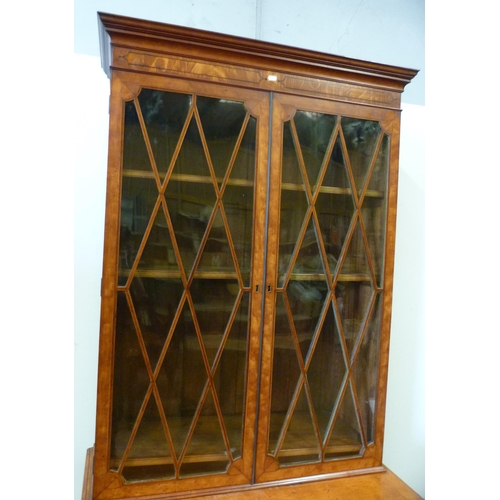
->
120, 269, 370, 282
281, 273, 371, 282
281, 181, 384, 198
123, 169, 254, 188
122, 170, 384, 198
109, 414, 362, 470
119, 268, 245, 280
109, 415, 243, 469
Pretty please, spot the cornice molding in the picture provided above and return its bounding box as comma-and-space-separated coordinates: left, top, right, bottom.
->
98, 12, 418, 92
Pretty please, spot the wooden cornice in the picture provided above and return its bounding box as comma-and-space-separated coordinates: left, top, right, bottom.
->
98, 12, 418, 94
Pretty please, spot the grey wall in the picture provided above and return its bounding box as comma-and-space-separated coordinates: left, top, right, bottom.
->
74, 2, 425, 499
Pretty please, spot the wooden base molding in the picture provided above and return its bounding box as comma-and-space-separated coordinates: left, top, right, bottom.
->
82, 447, 422, 500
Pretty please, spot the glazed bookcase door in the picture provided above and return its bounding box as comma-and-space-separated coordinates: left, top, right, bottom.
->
93, 72, 270, 498
254, 93, 398, 482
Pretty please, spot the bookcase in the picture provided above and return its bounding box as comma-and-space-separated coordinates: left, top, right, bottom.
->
83, 12, 419, 500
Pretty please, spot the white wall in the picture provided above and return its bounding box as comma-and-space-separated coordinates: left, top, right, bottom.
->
73, 2, 425, 499
74, 53, 110, 500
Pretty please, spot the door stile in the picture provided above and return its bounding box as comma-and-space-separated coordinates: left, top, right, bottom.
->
253, 94, 294, 480
93, 74, 133, 497
371, 112, 402, 465
236, 91, 271, 482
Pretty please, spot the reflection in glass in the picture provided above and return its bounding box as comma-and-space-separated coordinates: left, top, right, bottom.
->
294, 110, 337, 188
353, 293, 382, 444
123, 101, 150, 173
214, 293, 250, 459
130, 277, 184, 370
287, 278, 327, 362
307, 303, 345, 441
361, 134, 389, 286
138, 89, 192, 178
180, 389, 230, 477
341, 117, 381, 196
278, 387, 320, 466
122, 397, 175, 482
279, 121, 309, 287
111, 293, 151, 469
157, 300, 205, 458
335, 280, 373, 361
269, 293, 302, 455
324, 381, 363, 460
112, 89, 256, 482
191, 279, 238, 366
197, 96, 247, 182
119, 174, 159, 285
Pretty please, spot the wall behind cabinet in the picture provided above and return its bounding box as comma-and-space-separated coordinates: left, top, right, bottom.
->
74, 1, 425, 499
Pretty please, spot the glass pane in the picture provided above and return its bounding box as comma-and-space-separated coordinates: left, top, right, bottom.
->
214, 293, 250, 459
341, 117, 381, 196
111, 292, 151, 470
130, 276, 184, 371
165, 114, 217, 275
123, 100, 151, 173
120, 100, 158, 287
122, 397, 175, 482
324, 381, 363, 460
223, 117, 256, 286
269, 293, 302, 455
307, 302, 346, 440
136, 208, 176, 272
340, 220, 370, 277
335, 279, 374, 361
165, 192, 214, 275
197, 96, 247, 183
191, 278, 238, 367
158, 301, 207, 458
279, 121, 309, 287
287, 219, 329, 360
315, 133, 355, 275
180, 388, 230, 477
138, 89, 192, 179
352, 293, 382, 444
122, 462, 176, 483
320, 135, 351, 191
278, 387, 320, 466
281, 120, 304, 185
361, 134, 389, 287
294, 110, 337, 189
292, 217, 324, 275
194, 207, 233, 276
231, 116, 256, 182
287, 278, 327, 363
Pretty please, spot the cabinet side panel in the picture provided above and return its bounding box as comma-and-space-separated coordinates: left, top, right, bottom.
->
372, 113, 402, 464
93, 74, 128, 498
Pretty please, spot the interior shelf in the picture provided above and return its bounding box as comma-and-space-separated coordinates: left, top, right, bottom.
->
110, 413, 361, 469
